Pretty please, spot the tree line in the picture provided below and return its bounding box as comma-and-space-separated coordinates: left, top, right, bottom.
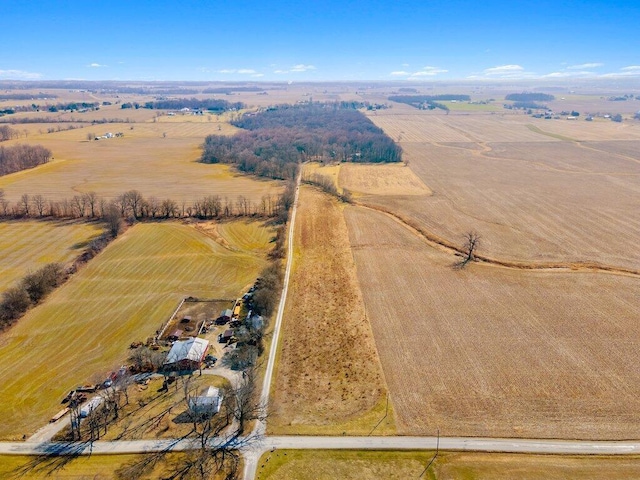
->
0, 188, 291, 225
0, 93, 57, 101
388, 94, 470, 111
505, 92, 555, 102
0, 144, 51, 176
143, 98, 244, 111
201, 102, 402, 180
0, 263, 66, 332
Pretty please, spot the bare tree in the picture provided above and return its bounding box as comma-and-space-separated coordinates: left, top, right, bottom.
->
104, 204, 123, 237
84, 192, 98, 218
32, 194, 47, 217
455, 231, 481, 269
20, 193, 30, 216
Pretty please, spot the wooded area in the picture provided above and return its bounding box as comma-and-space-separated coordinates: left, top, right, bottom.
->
201, 103, 402, 179
0, 144, 51, 176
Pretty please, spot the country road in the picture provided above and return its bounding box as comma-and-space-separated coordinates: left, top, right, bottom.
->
2, 435, 640, 456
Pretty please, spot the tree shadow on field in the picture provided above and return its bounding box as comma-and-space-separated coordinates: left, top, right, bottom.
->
7, 441, 89, 479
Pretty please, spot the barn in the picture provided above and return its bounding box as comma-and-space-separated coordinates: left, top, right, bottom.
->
163, 337, 209, 371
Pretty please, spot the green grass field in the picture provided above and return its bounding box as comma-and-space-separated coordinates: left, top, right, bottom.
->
256, 450, 640, 480
0, 220, 103, 294
0, 220, 273, 440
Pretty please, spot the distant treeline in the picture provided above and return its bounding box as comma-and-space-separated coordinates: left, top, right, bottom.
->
0, 93, 57, 100
201, 103, 402, 180
388, 94, 470, 111
202, 87, 265, 94
0, 144, 52, 176
7, 102, 100, 113
505, 92, 555, 102
0, 188, 292, 225
141, 98, 244, 111
511, 102, 548, 110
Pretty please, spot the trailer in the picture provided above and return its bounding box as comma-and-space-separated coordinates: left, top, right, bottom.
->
50, 408, 70, 423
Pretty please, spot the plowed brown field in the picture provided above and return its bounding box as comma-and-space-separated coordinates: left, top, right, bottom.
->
362, 112, 640, 270
344, 205, 640, 439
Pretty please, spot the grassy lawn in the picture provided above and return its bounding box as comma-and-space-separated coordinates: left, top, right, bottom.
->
0, 453, 188, 479
256, 450, 640, 480
0, 220, 273, 440
0, 219, 102, 293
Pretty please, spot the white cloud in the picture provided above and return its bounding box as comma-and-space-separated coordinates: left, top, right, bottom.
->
567, 62, 603, 70
401, 63, 410, 67
237, 68, 257, 74
410, 66, 448, 77
481, 64, 536, 79
601, 66, 640, 78
391, 66, 448, 78
274, 64, 316, 74
542, 70, 595, 78
88, 63, 108, 68
0, 69, 42, 79
218, 69, 236, 74
290, 64, 316, 72
252, 73, 264, 78
483, 64, 524, 75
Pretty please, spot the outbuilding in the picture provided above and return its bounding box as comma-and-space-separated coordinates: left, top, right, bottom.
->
163, 337, 209, 371
188, 386, 223, 415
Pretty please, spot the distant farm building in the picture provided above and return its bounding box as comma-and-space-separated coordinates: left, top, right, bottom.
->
163, 337, 209, 371
188, 386, 223, 415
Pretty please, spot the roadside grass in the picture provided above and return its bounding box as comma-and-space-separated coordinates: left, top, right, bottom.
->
0, 453, 189, 479
525, 124, 577, 142
0, 219, 103, 294
256, 450, 431, 480
256, 450, 640, 480
0, 220, 271, 440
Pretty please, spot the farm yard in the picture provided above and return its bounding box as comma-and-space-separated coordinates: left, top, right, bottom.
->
269, 187, 392, 435
0, 220, 102, 294
0, 220, 272, 440
344, 205, 640, 439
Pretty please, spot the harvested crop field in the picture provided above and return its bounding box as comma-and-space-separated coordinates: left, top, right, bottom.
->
356, 138, 640, 270
0, 119, 279, 204
256, 450, 640, 480
0, 220, 272, 439
344, 206, 640, 439
339, 162, 432, 196
0, 220, 102, 293
269, 187, 391, 435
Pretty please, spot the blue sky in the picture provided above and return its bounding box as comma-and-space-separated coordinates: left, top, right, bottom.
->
1, 0, 639, 81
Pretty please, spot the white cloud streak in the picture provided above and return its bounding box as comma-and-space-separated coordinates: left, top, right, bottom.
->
88, 63, 108, 68
567, 62, 603, 70
0, 69, 42, 79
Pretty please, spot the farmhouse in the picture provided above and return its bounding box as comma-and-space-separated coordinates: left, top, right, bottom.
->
163, 337, 209, 371
188, 386, 223, 415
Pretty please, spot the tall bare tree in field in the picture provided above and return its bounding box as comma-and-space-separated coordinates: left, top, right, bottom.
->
455, 231, 481, 269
